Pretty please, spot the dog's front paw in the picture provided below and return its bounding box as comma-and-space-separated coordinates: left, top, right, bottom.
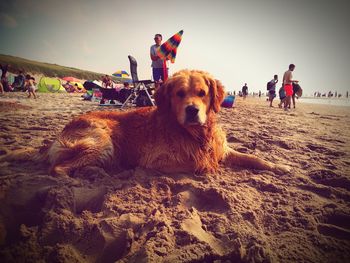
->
273, 164, 291, 175
50, 166, 70, 178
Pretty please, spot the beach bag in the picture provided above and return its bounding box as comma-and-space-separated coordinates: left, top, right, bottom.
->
221, 95, 235, 108
136, 90, 153, 107
293, 83, 303, 97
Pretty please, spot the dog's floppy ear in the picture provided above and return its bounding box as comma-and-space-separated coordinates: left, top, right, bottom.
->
206, 76, 225, 113
154, 79, 172, 111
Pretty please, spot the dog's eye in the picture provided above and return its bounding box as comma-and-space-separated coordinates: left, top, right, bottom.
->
198, 90, 206, 97
176, 90, 185, 98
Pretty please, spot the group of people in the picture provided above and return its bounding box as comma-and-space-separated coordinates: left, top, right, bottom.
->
0, 64, 37, 98
267, 64, 300, 110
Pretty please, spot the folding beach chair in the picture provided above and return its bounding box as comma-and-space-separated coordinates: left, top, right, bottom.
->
121, 55, 155, 108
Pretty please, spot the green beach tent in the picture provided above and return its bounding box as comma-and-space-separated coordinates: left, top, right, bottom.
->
37, 77, 66, 93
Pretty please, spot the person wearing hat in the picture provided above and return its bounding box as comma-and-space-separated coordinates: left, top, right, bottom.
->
150, 34, 168, 84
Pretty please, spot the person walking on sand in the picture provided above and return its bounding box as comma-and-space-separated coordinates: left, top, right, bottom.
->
282, 64, 298, 111
242, 83, 248, 99
267, 75, 278, 107
25, 74, 37, 99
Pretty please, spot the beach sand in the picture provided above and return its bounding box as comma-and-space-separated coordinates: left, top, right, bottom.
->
0, 93, 349, 262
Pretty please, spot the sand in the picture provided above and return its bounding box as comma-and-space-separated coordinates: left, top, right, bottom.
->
0, 92, 349, 263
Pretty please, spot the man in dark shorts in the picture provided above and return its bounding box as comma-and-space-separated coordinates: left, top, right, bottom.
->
242, 83, 248, 99
150, 34, 168, 83
268, 75, 278, 107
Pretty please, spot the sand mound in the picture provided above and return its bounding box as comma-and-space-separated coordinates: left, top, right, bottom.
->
0, 93, 349, 262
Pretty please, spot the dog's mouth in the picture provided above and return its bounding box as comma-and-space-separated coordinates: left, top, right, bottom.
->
182, 105, 207, 126
184, 120, 204, 126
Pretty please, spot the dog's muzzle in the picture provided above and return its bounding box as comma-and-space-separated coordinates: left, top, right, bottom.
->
185, 105, 200, 124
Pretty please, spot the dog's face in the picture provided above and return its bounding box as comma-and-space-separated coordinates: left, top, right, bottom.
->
155, 70, 225, 127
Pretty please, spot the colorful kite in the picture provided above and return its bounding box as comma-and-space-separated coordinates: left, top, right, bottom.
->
157, 30, 183, 63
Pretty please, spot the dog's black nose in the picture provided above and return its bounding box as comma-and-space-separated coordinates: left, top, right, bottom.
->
185, 105, 199, 119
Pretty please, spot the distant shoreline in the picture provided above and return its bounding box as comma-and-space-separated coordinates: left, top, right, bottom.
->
247, 95, 350, 107
297, 97, 350, 107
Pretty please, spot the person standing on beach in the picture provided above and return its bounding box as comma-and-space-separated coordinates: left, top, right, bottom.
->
150, 34, 168, 84
0, 64, 10, 92
242, 83, 248, 99
282, 64, 298, 111
267, 75, 278, 107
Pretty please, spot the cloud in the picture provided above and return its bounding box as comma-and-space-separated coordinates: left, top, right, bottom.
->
0, 12, 18, 28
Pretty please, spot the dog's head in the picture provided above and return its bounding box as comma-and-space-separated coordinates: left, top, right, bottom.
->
155, 70, 225, 127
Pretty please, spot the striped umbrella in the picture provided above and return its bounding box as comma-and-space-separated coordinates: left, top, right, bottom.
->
112, 70, 132, 83
112, 70, 130, 78
156, 30, 184, 81
157, 30, 184, 63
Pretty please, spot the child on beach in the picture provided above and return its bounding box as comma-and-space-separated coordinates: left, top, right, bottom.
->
278, 86, 286, 108
25, 74, 37, 99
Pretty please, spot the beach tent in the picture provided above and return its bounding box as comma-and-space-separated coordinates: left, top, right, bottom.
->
37, 77, 66, 93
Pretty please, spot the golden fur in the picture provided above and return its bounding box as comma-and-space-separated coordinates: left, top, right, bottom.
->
4, 70, 288, 176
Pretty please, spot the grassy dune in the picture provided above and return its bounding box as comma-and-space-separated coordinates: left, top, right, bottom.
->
0, 54, 106, 80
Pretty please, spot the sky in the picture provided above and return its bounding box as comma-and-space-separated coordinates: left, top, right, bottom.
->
0, 0, 349, 95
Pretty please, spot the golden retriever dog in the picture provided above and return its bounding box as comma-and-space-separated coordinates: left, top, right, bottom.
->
4, 70, 287, 176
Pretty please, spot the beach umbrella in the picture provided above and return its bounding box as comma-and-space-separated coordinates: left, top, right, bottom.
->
112, 70, 132, 83
112, 70, 129, 78
157, 30, 183, 63
62, 76, 81, 82
157, 30, 184, 80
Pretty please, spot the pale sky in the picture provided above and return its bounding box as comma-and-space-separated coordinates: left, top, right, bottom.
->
0, 0, 349, 95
